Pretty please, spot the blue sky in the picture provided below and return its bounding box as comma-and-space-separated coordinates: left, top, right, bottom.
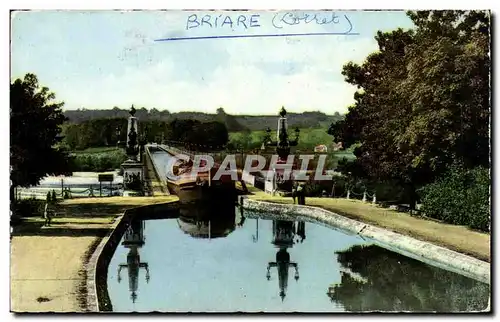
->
11, 10, 415, 115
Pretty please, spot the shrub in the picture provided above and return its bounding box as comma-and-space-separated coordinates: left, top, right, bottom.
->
12, 198, 46, 218
419, 165, 490, 232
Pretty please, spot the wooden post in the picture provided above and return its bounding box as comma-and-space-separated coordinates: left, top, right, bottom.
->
346, 189, 350, 199
372, 193, 376, 205
99, 182, 102, 197
362, 191, 367, 202
61, 178, 64, 195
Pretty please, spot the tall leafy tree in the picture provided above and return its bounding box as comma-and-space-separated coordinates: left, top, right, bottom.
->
398, 11, 490, 173
10, 73, 71, 198
330, 10, 490, 208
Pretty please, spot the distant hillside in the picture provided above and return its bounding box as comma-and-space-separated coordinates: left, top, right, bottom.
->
63, 107, 344, 131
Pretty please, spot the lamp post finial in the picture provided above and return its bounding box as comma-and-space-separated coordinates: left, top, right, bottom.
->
279, 106, 287, 118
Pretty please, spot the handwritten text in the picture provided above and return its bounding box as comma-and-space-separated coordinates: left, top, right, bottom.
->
155, 12, 357, 42
186, 14, 261, 30
272, 12, 352, 33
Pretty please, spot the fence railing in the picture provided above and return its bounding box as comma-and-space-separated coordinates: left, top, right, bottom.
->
16, 185, 123, 200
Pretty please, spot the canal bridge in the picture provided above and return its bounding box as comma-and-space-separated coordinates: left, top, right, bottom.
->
143, 142, 249, 197
128, 106, 299, 198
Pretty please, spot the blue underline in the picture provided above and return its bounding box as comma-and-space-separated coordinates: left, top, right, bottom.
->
154, 32, 360, 42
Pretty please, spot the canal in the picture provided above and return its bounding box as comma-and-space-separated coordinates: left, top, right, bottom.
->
104, 201, 490, 313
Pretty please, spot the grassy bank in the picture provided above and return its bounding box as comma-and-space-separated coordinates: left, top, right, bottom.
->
10, 196, 178, 312
248, 190, 490, 263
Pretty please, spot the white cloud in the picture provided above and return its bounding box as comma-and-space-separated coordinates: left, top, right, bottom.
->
60, 34, 377, 115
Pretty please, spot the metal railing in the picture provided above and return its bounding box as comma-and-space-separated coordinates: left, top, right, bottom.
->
16, 185, 122, 200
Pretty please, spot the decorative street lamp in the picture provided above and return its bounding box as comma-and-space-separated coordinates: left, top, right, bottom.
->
261, 107, 301, 193
262, 107, 300, 159
121, 105, 145, 195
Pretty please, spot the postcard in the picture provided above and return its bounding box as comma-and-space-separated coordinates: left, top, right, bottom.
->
10, 9, 491, 313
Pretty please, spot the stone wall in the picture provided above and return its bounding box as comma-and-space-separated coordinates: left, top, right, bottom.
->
241, 198, 490, 285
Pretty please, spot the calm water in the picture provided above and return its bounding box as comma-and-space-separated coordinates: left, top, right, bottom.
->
106, 203, 490, 313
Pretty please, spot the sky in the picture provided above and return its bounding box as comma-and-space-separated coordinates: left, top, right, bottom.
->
11, 10, 415, 115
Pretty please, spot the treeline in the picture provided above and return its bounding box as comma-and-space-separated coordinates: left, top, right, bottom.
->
62, 118, 229, 151
330, 11, 490, 231
70, 149, 127, 172
63, 107, 343, 131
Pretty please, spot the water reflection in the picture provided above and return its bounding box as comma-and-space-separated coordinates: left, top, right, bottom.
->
115, 199, 238, 303
266, 220, 307, 301
328, 244, 490, 312
117, 218, 150, 303
177, 199, 237, 239
108, 208, 489, 312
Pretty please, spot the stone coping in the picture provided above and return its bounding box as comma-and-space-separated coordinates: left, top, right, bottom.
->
85, 198, 490, 312
85, 201, 179, 312
241, 198, 490, 285
85, 217, 121, 312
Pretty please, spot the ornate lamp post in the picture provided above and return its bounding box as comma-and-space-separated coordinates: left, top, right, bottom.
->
261, 107, 300, 193
125, 106, 139, 161
262, 107, 300, 158
121, 105, 145, 195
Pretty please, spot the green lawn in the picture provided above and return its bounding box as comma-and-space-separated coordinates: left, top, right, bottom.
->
229, 128, 355, 153
229, 128, 355, 170
229, 128, 333, 150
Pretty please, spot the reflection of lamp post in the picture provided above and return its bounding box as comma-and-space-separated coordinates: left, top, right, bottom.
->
266, 220, 301, 301
266, 248, 299, 301
117, 219, 150, 303
117, 249, 150, 303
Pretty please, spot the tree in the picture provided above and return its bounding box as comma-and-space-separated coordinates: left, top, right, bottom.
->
397, 11, 490, 173
10, 73, 71, 200
330, 11, 490, 208
216, 107, 249, 132
329, 244, 490, 312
